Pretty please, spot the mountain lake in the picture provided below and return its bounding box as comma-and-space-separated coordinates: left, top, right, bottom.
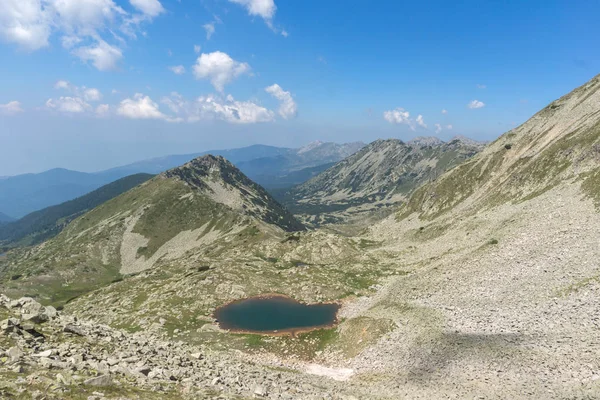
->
214, 295, 340, 335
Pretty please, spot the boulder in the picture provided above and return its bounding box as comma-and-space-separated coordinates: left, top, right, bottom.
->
7, 346, 22, 364
1, 317, 20, 333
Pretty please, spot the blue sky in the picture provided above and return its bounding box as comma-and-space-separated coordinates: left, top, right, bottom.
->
1, 0, 599, 175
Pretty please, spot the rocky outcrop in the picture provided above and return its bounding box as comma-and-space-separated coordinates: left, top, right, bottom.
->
0, 294, 360, 399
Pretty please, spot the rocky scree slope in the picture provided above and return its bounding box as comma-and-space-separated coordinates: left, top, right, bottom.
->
340, 73, 600, 398
0, 155, 303, 306
284, 137, 482, 225
0, 294, 369, 399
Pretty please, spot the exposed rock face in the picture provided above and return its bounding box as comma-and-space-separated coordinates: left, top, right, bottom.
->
284, 137, 482, 225
164, 155, 305, 232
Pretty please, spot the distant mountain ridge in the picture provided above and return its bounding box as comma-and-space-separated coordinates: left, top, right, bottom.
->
283, 136, 482, 225
0, 173, 154, 248
0, 212, 14, 224
0, 141, 365, 218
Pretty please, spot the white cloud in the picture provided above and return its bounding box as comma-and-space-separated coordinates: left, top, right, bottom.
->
54, 80, 71, 90
0, 0, 161, 71
434, 123, 442, 134
83, 88, 102, 102
384, 108, 410, 125
117, 93, 166, 120
203, 22, 215, 40
192, 51, 251, 92
194, 44, 201, 54
476, 84, 487, 89
0, 0, 52, 51
228, 0, 276, 21
161, 92, 275, 124
468, 100, 485, 109
46, 96, 91, 113
129, 0, 164, 18
61, 35, 82, 49
72, 39, 122, 71
384, 108, 428, 131
0, 101, 24, 115
95, 103, 110, 116
168, 65, 185, 75
265, 83, 297, 119
54, 80, 102, 102
441, 109, 448, 114
446, 124, 453, 130
228, 0, 285, 34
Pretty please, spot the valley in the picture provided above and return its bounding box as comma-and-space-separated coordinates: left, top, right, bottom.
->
1, 74, 600, 399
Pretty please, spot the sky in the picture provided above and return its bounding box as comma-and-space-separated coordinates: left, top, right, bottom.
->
1, 0, 599, 175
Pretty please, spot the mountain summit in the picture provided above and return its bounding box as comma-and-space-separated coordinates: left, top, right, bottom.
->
0, 155, 303, 304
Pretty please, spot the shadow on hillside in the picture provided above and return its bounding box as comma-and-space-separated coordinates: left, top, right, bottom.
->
404, 332, 527, 382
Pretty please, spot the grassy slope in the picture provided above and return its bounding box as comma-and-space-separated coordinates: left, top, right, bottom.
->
401, 77, 600, 220
0, 173, 154, 248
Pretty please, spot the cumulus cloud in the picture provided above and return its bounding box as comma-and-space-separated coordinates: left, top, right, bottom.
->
203, 22, 215, 40
228, 0, 286, 35
168, 65, 185, 75
46, 96, 91, 113
265, 84, 297, 119
228, 0, 276, 21
434, 123, 442, 134
0, 0, 51, 51
117, 93, 167, 120
384, 108, 428, 131
446, 124, 453, 130
383, 108, 410, 125
72, 39, 122, 71
0, 0, 163, 70
129, 0, 164, 18
468, 100, 485, 109
83, 88, 102, 102
161, 92, 275, 124
0, 101, 24, 115
192, 51, 251, 92
441, 109, 448, 114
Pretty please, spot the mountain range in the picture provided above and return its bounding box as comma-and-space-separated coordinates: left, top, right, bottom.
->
281, 136, 484, 225
0, 141, 364, 219
2, 75, 600, 399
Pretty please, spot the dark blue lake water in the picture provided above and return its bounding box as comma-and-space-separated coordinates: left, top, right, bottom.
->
214, 295, 340, 333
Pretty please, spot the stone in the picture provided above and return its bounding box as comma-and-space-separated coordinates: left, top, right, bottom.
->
44, 306, 58, 319
21, 312, 48, 324
1, 317, 20, 333
135, 366, 151, 376
84, 375, 112, 387
253, 384, 267, 397
7, 346, 22, 363
11, 364, 24, 373
33, 349, 53, 358
63, 324, 86, 336
190, 352, 203, 359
